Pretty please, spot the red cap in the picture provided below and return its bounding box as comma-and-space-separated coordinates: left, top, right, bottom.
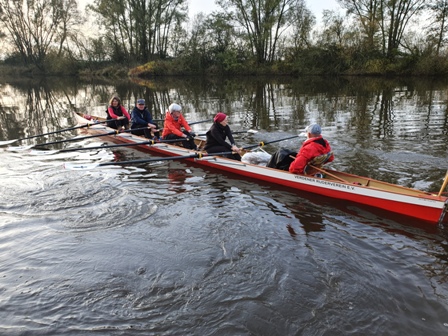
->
214, 113, 227, 123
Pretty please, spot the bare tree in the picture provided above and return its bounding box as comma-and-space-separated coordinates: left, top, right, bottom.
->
290, 2, 315, 50
427, 0, 448, 55
320, 10, 347, 47
0, 0, 82, 69
89, 0, 188, 62
381, 0, 425, 58
337, 0, 381, 52
338, 0, 425, 58
216, 0, 310, 64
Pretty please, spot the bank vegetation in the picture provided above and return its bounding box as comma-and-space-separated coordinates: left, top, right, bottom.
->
1, 0, 448, 77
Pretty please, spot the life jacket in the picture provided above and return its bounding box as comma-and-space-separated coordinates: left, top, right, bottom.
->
106, 106, 124, 120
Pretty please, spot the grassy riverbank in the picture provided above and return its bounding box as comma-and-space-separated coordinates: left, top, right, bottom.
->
127, 54, 448, 78
2, 52, 448, 79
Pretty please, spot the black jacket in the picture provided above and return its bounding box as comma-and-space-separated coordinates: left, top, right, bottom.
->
204, 122, 236, 151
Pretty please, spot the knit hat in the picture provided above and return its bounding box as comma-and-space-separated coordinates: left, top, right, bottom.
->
169, 103, 182, 112
137, 99, 145, 105
305, 124, 321, 135
214, 113, 227, 123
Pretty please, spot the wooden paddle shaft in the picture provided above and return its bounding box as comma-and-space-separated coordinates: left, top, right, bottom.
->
309, 165, 350, 184
438, 170, 448, 197
287, 155, 350, 184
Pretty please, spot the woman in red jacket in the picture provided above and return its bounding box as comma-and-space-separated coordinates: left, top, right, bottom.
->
106, 96, 130, 130
289, 124, 334, 175
161, 103, 197, 150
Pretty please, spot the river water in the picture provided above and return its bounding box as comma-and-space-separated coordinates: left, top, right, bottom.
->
0, 76, 448, 335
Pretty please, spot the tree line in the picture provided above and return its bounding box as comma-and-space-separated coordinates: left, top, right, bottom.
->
1, 0, 448, 76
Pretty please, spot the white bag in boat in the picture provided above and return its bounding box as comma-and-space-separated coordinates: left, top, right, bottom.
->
241, 151, 272, 166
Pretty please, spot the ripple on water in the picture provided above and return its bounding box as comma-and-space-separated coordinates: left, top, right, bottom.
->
0, 151, 159, 232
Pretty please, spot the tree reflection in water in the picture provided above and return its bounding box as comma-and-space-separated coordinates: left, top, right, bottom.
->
0, 75, 447, 190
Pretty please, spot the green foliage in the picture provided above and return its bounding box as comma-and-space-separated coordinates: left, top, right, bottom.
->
363, 59, 387, 75
129, 60, 191, 77
43, 51, 81, 76
287, 46, 350, 75
3, 0, 448, 77
1, 51, 82, 76
412, 55, 448, 75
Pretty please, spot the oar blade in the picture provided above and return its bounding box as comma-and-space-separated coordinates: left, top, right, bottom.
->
0, 139, 19, 146
6, 145, 34, 152
29, 149, 60, 156
64, 162, 101, 170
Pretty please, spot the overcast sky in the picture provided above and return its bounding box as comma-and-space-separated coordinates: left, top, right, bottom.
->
79, 0, 342, 21
187, 0, 342, 21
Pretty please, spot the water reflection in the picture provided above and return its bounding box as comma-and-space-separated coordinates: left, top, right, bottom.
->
1, 75, 448, 188
167, 168, 188, 192
1, 112, 448, 334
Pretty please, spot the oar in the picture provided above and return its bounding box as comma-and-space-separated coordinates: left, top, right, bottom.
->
28, 136, 204, 155
242, 134, 301, 150
309, 165, 350, 183
188, 134, 302, 157
33, 130, 124, 147
0, 121, 107, 146
63, 134, 301, 170
32, 126, 155, 148
190, 119, 213, 125
64, 151, 234, 170
28, 141, 158, 155
197, 129, 258, 137
438, 170, 448, 197
39, 129, 256, 152
29, 137, 193, 155
151, 118, 213, 125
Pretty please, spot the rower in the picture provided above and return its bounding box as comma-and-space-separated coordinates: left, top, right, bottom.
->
106, 96, 130, 130
266, 124, 334, 177
289, 124, 334, 176
161, 103, 197, 150
204, 113, 242, 161
130, 98, 159, 139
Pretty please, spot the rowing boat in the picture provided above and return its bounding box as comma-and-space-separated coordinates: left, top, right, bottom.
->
71, 112, 448, 226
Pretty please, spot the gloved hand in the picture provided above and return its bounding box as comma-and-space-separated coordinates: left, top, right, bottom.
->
189, 132, 196, 138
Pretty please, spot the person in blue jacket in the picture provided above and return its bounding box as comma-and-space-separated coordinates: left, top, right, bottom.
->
130, 99, 159, 139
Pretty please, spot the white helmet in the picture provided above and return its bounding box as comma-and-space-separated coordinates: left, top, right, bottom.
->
169, 103, 182, 113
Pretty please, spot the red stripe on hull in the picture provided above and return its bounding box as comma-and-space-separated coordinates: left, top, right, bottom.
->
193, 160, 444, 224
77, 126, 447, 226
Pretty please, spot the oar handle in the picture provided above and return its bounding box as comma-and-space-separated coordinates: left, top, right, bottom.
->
125, 126, 157, 132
